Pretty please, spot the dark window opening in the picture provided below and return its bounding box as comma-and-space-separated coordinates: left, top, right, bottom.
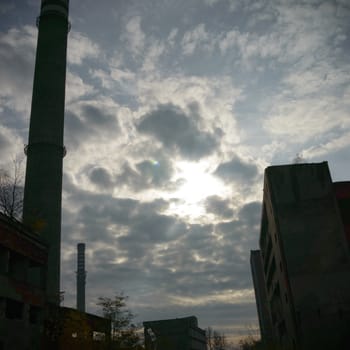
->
28, 260, 44, 288
338, 308, 343, 320
0, 246, 8, 274
5, 299, 23, 320
278, 320, 286, 338
8, 252, 27, 281
29, 305, 41, 324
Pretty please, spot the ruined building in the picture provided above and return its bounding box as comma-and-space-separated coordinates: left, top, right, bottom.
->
252, 162, 350, 349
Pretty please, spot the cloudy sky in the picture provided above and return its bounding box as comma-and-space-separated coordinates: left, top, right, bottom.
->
1, 0, 350, 344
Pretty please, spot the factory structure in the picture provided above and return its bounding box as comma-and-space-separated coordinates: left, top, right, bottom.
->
22, 0, 69, 305
77, 243, 87, 313
0, 1, 111, 349
251, 162, 350, 349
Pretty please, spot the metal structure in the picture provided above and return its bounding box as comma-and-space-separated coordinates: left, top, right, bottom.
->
76, 243, 86, 312
22, 0, 70, 304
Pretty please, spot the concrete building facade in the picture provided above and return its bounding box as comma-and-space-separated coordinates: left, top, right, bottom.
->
334, 181, 350, 251
250, 249, 273, 344
143, 316, 207, 350
258, 162, 350, 349
0, 212, 48, 350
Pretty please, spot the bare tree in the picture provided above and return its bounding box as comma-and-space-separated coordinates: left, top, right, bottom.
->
213, 330, 227, 350
0, 157, 24, 219
97, 292, 142, 349
207, 327, 214, 350
207, 327, 229, 350
293, 153, 306, 164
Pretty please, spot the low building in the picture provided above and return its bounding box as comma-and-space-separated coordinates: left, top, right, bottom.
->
143, 316, 207, 350
42, 305, 111, 349
0, 212, 48, 349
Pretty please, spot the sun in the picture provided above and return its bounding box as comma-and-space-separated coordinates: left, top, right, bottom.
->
166, 160, 227, 219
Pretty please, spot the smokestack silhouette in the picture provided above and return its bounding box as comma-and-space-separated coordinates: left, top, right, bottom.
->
22, 0, 70, 304
77, 243, 86, 312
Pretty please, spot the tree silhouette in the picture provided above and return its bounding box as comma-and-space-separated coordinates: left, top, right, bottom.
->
0, 157, 24, 219
97, 292, 143, 349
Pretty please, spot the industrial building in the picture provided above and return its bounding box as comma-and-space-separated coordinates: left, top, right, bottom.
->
143, 316, 207, 350
254, 162, 350, 349
0, 1, 113, 349
22, 0, 69, 305
0, 212, 48, 349
76, 243, 87, 312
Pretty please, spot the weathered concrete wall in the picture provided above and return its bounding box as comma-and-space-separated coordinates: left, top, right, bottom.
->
261, 162, 350, 349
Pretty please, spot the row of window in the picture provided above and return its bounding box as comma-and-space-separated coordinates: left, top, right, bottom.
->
0, 298, 41, 324
0, 245, 45, 287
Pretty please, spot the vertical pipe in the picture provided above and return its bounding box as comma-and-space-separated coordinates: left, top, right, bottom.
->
22, 0, 70, 304
77, 243, 86, 312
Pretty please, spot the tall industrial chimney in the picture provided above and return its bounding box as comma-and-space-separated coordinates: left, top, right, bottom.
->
76, 243, 86, 312
22, 0, 69, 304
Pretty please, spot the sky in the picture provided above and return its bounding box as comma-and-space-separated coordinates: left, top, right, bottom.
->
1, 0, 350, 344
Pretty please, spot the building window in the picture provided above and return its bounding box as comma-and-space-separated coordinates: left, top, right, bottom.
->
0, 246, 8, 274
28, 260, 44, 288
278, 320, 286, 338
5, 299, 23, 320
29, 305, 41, 324
8, 251, 27, 281
338, 308, 343, 320
285, 293, 288, 304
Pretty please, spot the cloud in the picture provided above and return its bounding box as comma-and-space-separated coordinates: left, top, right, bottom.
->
121, 16, 145, 56
205, 195, 234, 219
0, 2, 15, 14
0, 26, 36, 113
263, 96, 350, 141
181, 23, 213, 55
0, 126, 26, 167
116, 156, 176, 192
141, 39, 166, 72
65, 101, 120, 148
88, 167, 114, 190
0, 127, 14, 164
67, 32, 100, 65
214, 155, 259, 184
137, 104, 218, 160
66, 71, 95, 103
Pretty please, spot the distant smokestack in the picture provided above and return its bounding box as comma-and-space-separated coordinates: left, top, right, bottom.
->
77, 243, 86, 312
22, 0, 70, 304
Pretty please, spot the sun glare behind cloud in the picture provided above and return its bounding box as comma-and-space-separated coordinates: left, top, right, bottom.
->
167, 161, 227, 220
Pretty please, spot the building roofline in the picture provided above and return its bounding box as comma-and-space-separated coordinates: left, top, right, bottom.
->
0, 211, 47, 248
